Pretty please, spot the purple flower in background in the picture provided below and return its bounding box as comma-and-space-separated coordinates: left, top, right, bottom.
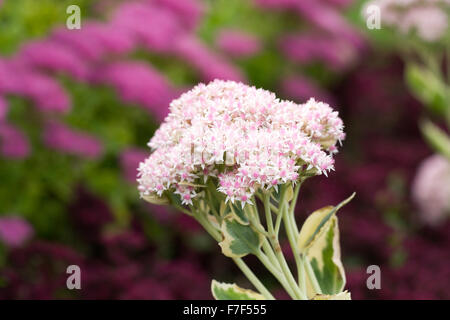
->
174, 35, 244, 82
279, 33, 357, 70
42, 121, 103, 159
112, 2, 184, 53
217, 30, 262, 58
17, 40, 89, 80
292, 1, 364, 48
0, 123, 30, 158
52, 28, 110, 62
1, 60, 71, 112
154, 0, 205, 30
120, 148, 148, 183
0, 216, 33, 248
19, 70, 71, 112
0, 95, 8, 120
412, 155, 450, 226
51, 23, 135, 63
95, 61, 175, 120
281, 75, 334, 104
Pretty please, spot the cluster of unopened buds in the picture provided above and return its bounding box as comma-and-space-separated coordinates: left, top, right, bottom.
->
138, 80, 354, 300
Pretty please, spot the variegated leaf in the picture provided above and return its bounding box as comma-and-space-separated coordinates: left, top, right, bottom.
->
211, 280, 265, 300
313, 291, 351, 300
219, 214, 263, 258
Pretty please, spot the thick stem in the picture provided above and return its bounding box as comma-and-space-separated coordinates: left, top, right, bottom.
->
282, 204, 306, 297
263, 192, 306, 300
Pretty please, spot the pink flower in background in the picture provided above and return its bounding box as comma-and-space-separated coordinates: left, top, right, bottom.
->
18, 70, 71, 112
154, 0, 205, 29
120, 148, 148, 183
0, 216, 33, 248
112, 2, 184, 53
96, 61, 175, 121
281, 75, 334, 104
279, 33, 357, 70
293, 1, 364, 48
174, 35, 244, 82
412, 155, 450, 225
17, 40, 89, 80
217, 30, 262, 58
43, 121, 103, 159
0, 123, 30, 158
323, 0, 354, 8
52, 23, 135, 62
0, 60, 71, 113
52, 28, 111, 62
0, 96, 7, 121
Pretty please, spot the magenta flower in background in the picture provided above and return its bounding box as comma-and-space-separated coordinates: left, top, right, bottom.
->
120, 148, 148, 183
217, 30, 262, 58
0, 60, 71, 113
52, 28, 113, 62
173, 35, 244, 82
292, 1, 364, 48
51, 23, 135, 63
0, 123, 30, 158
112, 2, 184, 53
96, 61, 175, 121
281, 75, 334, 104
42, 121, 103, 159
0, 95, 7, 120
412, 155, 450, 225
0, 216, 33, 248
17, 40, 89, 80
279, 33, 357, 70
154, 0, 205, 30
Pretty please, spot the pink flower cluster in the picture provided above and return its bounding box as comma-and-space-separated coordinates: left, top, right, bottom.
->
138, 80, 344, 205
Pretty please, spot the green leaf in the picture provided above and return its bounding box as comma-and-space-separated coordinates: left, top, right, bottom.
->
142, 193, 170, 205
298, 193, 355, 251
420, 120, 450, 160
298, 193, 355, 298
219, 214, 263, 258
230, 202, 249, 225
306, 216, 345, 297
405, 64, 448, 116
312, 291, 351, 300
211, 280, 265, 300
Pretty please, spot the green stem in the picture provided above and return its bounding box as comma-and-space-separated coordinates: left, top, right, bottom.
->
255, 250, 297, 299
193, 209, 274, 300
263, 191, 306, 300
282, 203, 307, 297
304, 255, 322, 295
232, 258, 275, 300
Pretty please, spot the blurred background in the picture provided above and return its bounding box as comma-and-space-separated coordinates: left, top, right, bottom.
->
0, 0, 449, 299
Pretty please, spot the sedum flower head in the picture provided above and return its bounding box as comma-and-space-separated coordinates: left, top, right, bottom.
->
138, 80, 345, 206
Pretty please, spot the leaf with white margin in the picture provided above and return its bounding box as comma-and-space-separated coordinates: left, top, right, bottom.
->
298, 193, 355, 252
313, 291, 351, 300
298, 193, 355, 298
230, 202, 250, 225
211, 280, 265, 300
219, 214, 263, 258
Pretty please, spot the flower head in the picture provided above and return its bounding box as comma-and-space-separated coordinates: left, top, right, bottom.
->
138, 80, 344, 205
